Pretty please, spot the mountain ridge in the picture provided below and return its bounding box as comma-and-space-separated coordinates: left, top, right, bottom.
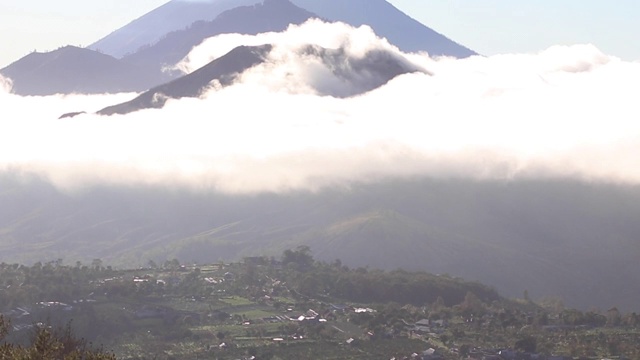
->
2, 0, 474, 96
90, 0, 476, 59
121, 0, 319, 83
290, 0, 475, 57
97, 42, 425, 115
0, 46, 158, 96
98, 44, 273, 115
89, 0, 261, 58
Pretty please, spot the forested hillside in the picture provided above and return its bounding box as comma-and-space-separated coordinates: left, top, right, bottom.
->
1, 249, 639, 359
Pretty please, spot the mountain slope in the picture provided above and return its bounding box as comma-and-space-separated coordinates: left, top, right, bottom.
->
89, 0, 260, 58
89, 0, 475, 59
98, 44, 272, 115
289, 0, 476, 57
122, 0, 318, 82
98, 43, 424, 115
0, 46, 157, 96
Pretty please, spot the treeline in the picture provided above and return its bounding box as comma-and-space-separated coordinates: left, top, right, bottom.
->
255, 246, 501, 307
0, 261, 112, 309
297, 266, 499, 307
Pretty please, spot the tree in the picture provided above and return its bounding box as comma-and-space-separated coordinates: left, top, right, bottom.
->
91, 259, 103, 271
216, 331, 226, 341
0, 314, 8, 341
282, 246, 314, 271
459, 291, 484, 318
459, 344, 471, 357
515, 336, 537, 353
433, 296, 445, 309
607, 307, 621, 327
0, 315, 116, 359
164, 259, 180, 271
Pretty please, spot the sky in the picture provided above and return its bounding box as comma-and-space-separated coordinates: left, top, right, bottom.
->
390, 0, 640, 60
1, 0, 639, 68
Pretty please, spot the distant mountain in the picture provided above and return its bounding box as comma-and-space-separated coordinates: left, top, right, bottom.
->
290, 0, 476, 57
2, 175, 640, 311
122, 0, 318, 83
89, 0, 260, 58
0, 46, 157, 96
3, 0, 473, 96
98, 43, 425, 115
90, 0, 475, 60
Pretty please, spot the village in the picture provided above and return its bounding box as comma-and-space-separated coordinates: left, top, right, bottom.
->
1, 256, 637, 359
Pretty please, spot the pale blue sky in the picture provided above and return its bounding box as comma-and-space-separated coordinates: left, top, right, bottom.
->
1, 0, 638, 68
391, 0, 640, 59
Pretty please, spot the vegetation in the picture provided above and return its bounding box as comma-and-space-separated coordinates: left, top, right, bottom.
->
4, 177, 640, 312
0, 249, 639, 359
0, 315, 115, 359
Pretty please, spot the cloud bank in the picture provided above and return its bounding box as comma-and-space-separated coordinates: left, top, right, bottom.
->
2, 20, 640, 193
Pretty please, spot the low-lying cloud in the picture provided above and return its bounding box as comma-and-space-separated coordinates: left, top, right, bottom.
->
2, 20, 640, 193
176, 20, 404, 73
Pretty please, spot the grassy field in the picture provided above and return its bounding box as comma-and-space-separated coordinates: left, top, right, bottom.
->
220, 296, 255, 307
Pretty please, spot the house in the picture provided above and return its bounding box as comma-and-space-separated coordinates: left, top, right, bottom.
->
498, 349, 517, 359
412, 325, 431, 334
421, 348, 443, 360
354, 307, 376, 313
37, 302, 73, 311
412, 319, 432, 334
12, 324, 37, 332
330, 304, 352, 313
422, 348, 435, 356
4, 307, 31, 319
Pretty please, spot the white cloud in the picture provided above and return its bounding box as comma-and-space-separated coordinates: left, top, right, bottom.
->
0, 75, 12, 93
2, 21, 640, 193
175, 19, 404, 73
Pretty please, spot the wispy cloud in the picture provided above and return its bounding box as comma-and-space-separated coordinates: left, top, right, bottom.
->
2, 21, 640, 193
0, 76, 12, 93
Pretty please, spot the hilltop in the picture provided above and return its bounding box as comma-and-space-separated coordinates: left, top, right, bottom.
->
0, 46, 156, 95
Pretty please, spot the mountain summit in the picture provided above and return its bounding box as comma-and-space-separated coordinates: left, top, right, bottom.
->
90, 0, 475, 59
290, 0, 475, 57
89, 0, 261, 58
2, 0, 473, 96
122, 0, 318, 83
